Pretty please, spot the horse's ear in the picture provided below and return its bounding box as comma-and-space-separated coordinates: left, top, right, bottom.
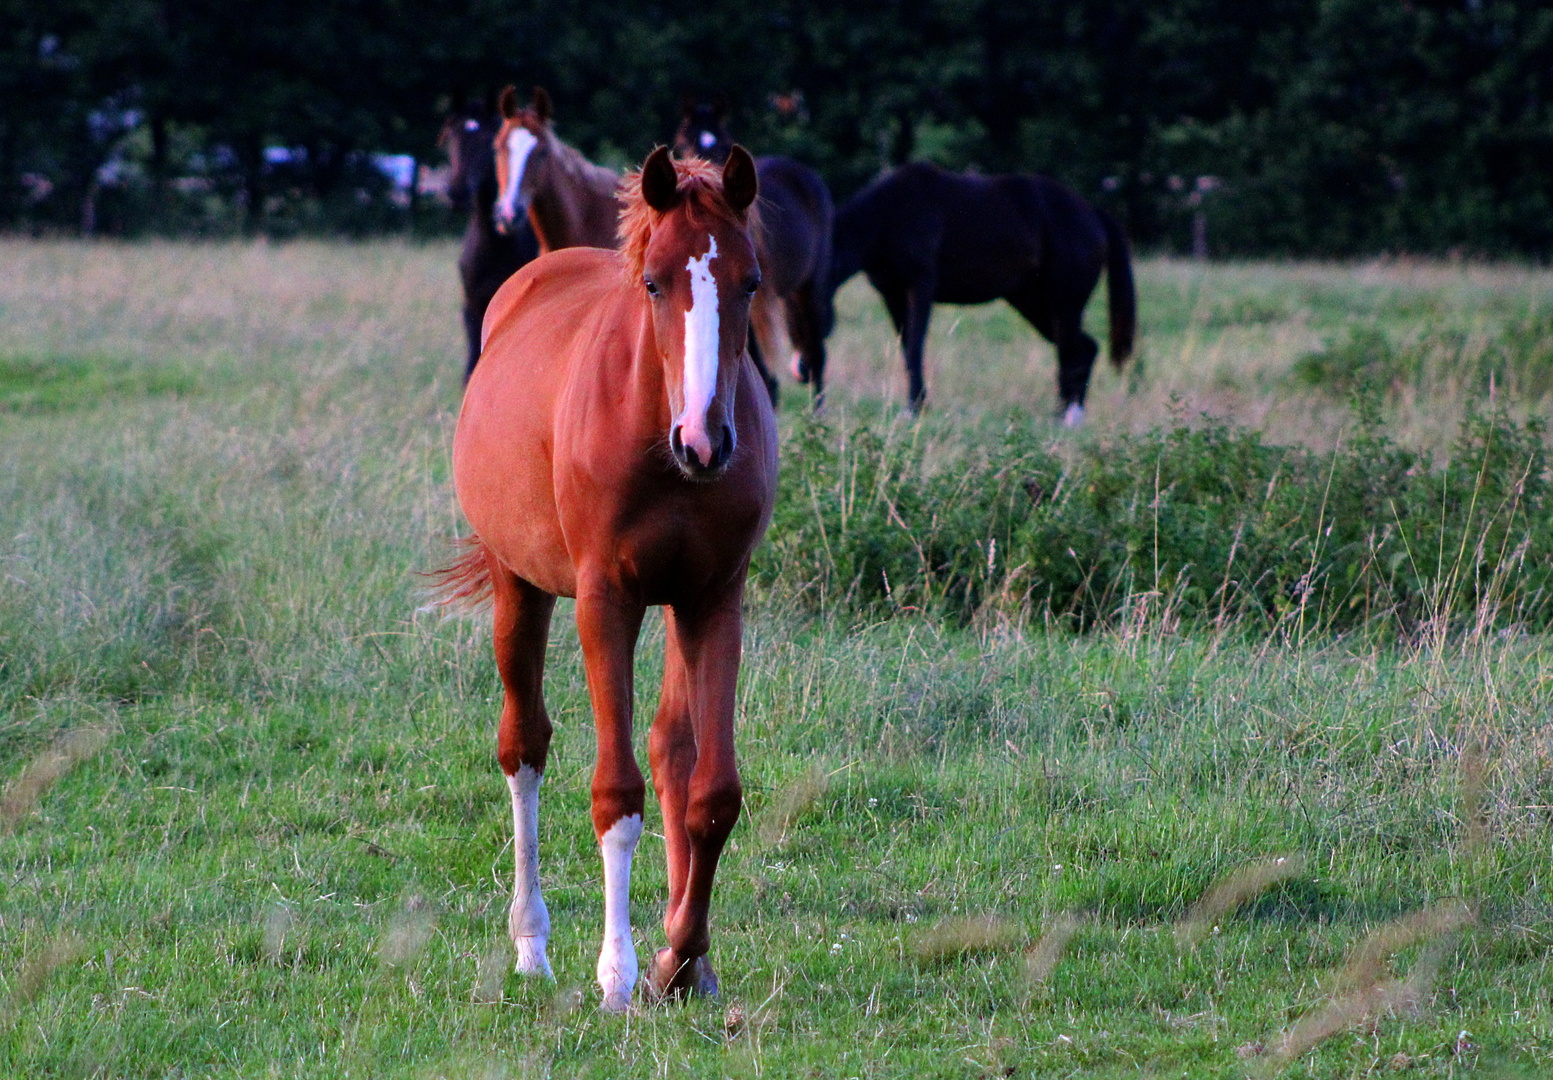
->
531, 86, 553, 125
722, 145, 757, 213
498, 85, 519, 120
712, 92, 729, 124
641, 146, 679, 211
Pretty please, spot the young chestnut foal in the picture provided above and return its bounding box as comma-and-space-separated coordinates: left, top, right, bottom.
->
443, 146, 776, 1010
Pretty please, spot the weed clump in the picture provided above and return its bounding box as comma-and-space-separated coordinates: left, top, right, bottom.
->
756, 407, 1553, 637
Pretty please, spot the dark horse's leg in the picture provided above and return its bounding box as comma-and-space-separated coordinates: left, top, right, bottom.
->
1010, 273, 1100, 425
462, 304, 484, 383
900, 277, 936, 413
647, 589, 744, 999
743, 326, 781, 407
785, 282, 829, 408
489, 555, 558, 977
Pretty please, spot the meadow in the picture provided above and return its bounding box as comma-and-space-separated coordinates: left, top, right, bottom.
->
2, 239, 1551, 1078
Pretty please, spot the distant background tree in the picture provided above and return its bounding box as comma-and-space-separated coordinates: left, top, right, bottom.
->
1, 0, 1549, 256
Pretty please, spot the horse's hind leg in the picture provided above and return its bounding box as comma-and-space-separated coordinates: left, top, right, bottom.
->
490, 559, 558, 976
647, 591, 744, 999
1055, 329, 1100, 426
1009, 280, 1095, 425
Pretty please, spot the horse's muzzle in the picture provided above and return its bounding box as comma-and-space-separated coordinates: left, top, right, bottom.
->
670, 422, 735, 478
492, 202, 524, 236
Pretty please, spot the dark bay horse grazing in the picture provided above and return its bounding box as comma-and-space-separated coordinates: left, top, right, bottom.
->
493, 85, 621, 251
440, 98, 540, 381
442, 147, 776, 1009
675, 100, 834, 406
829, 161, 1136, 421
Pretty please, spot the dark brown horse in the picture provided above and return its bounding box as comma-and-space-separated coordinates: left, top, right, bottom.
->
829, 161, 1136, 420
493, 86, 621, 251
441, 148, 775, 1009
440, 96, 540, 381
675, 100, 834, 406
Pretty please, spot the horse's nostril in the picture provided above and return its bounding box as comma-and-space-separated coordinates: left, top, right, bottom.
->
715, 424, 736, 467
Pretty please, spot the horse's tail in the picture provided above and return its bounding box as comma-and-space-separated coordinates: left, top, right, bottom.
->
422, 535, 494, 610
1097, 208, 1136, 368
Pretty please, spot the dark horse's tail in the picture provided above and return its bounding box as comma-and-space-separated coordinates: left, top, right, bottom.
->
1097, 208, 1136, 368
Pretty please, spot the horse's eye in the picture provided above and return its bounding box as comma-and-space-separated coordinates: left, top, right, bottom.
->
745, 279, 760, 296
644, 279, 659, 297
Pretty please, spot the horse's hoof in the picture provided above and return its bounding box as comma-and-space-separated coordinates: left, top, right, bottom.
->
644, 947, 719, 1003
790, 353, 810, 383
512, 936, 554, 978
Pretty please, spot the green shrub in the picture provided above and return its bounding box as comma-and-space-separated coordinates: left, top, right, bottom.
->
754, 409, 1552, 635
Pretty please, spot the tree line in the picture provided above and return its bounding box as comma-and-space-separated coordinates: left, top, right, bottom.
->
3, 0, 1550, 257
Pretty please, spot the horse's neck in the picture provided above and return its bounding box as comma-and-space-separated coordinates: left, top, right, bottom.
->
829, 204, 875, 292
533, 142, 619, 249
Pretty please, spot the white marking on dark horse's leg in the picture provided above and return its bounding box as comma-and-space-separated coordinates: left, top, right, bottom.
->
506, 765, 552, 976
1063, 403, 1085, 428
596, 813, 644, 1011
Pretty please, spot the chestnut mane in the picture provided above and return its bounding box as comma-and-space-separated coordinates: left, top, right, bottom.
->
617, 153, 758, 283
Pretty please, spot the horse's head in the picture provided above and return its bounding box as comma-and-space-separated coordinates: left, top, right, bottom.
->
439, 97, 498, 211
492, 85, 556, 235
623, 146, 760, 479
672, 95, 732, 165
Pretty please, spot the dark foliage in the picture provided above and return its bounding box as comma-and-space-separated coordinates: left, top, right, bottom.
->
2, 0, 1550, 254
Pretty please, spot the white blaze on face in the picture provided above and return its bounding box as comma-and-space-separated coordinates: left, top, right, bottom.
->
506, 765, 552, 977
496, 127, 539, 225
596, 813, 643, 1011
678, 234, 721, 460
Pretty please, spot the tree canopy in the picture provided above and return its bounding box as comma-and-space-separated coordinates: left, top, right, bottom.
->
3, 0, 1550, 256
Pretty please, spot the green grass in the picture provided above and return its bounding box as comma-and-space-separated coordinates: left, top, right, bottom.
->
2, 239, 1551, 1077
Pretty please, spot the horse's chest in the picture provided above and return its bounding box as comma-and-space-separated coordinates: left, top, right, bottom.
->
557, 479, 760, 601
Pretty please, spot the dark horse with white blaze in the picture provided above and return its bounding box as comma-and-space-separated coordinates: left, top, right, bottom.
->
829, 162, 1136, 421
440, 96, 540, 382
440, 147, 775, 1009
675, 99, 835, 406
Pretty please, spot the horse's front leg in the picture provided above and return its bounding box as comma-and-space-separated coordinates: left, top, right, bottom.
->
649, 590, 744, 998
901, 277, 936, 414
490, 561, 557, 977
576, 588, 648, 1012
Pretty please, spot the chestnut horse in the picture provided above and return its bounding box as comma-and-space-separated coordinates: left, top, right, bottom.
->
675, 99, 834, 406
444, 147, 776, 1010
440, 95, 540, 381
492, 85, 620, 251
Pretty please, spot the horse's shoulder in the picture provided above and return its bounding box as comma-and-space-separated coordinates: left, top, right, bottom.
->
484, 248, 623, 338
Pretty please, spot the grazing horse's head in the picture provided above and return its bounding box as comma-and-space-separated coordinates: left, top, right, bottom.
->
439, 96, 499, 211
621, 146, 760, 479
672, 95, 732, 165
492, 85, 556, 235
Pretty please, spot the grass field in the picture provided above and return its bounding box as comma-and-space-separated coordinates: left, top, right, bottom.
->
2, 239, 1552, 1078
